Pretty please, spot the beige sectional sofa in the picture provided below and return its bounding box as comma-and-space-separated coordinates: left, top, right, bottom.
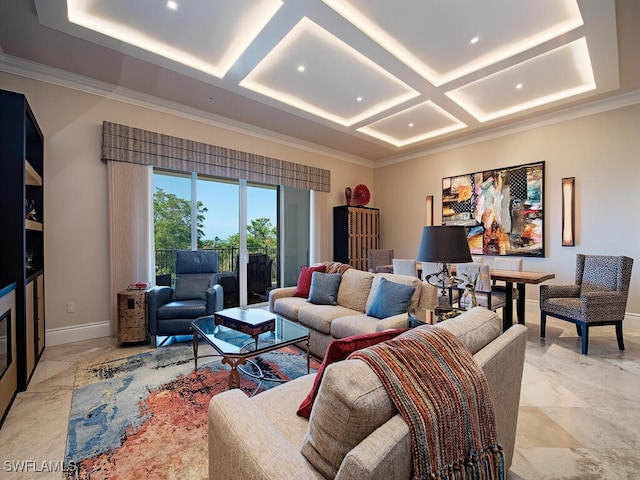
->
208, 307, 528, 479
268, 263, 437, 358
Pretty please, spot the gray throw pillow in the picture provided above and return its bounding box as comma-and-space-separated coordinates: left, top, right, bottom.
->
307, 272, 343, 305
366, 277, 416, 319
172, 274, 212, 301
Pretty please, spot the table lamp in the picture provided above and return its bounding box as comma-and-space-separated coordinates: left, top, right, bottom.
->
416, 226, 472, 307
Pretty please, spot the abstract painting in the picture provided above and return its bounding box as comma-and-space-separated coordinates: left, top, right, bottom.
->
442, 161, 544, 257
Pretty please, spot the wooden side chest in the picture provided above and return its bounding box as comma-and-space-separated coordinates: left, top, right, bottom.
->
117, 289, 148, 343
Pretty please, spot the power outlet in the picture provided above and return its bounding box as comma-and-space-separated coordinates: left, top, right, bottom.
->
67, 302, 75, 313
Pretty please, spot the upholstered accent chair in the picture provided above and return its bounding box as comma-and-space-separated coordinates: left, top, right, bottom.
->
540, 254, 633, 355
147, 250, 223, 346
392, 258, 418, 277
367, 249, 394, 273
455, 263, 507, 312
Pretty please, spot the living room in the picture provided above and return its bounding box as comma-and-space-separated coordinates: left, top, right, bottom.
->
0, 1, 639, 478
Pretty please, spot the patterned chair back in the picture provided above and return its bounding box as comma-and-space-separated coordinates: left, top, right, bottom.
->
577, 254, 633, 294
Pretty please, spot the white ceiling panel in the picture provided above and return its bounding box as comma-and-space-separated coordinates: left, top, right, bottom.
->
322, 0, 584, 86
446, 38, 596, 122
67, 0, 283, 78
358, 101, 467, 147
239, 18, 419, 127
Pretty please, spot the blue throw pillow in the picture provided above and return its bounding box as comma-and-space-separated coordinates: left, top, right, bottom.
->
307, 272, 342, 305
367, 277, 416, 319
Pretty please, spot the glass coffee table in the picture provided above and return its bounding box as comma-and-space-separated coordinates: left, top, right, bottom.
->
190, 310, 310, 392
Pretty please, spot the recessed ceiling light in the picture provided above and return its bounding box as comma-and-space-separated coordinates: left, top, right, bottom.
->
516, 83, 523, 90
297, 65, 306, 72
356, 96, 363, 102
408, 122, 414, 127
166, 1, 178, 11
470, 36, 479, 45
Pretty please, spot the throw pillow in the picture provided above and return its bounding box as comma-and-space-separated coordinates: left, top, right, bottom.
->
296, 328, 408, 418
172, 274, 213, 301
307, 272, 342, 305
366, 277, 416, 319
294, 265, 326, 298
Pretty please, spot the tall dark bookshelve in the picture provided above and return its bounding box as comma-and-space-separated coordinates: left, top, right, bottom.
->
0, 89, 45, 391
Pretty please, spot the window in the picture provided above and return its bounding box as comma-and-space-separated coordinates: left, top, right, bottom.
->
152, 170, 308, 306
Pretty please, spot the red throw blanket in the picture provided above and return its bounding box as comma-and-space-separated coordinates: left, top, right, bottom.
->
349, 326, 504, 480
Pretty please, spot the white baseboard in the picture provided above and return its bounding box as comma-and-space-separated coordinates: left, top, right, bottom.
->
45, 321, 111, 346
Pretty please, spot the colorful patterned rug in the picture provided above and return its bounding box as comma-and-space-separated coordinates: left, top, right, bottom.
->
64, 341, 318, 479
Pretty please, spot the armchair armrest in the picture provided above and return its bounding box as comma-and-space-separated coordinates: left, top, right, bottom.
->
206, 284, 224, 315
147, 286, 173, 335
581, 291, 627, 320
269, 286, 298, 312
208, 390, 322, 480
336, 414, 411, 480
540, 284, 581, 302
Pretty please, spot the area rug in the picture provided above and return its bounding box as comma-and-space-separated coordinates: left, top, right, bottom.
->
64, 341, 318, 480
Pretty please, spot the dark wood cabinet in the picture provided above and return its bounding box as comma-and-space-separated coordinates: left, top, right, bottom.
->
0, 89, 45, 391
333, 206, 379, 271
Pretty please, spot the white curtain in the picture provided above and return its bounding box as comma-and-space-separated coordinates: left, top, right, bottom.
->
310, 190, 331, 264
107, 161, 153, 335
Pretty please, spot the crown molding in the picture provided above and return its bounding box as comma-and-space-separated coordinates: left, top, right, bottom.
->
375, 88, 640, 167
0, 53, 374, 168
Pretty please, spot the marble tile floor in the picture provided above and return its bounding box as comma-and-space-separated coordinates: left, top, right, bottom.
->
0, 305, 638, 479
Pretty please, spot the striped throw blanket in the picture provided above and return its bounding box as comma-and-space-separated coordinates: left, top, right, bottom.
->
349, 326, 504, 480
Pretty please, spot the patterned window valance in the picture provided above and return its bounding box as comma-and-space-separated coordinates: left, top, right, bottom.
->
101, 121, 331, 192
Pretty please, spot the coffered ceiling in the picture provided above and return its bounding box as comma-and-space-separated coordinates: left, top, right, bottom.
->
0, 0, 637, 163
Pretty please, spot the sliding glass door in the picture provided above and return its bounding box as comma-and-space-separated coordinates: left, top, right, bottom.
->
153, 170, 304, 307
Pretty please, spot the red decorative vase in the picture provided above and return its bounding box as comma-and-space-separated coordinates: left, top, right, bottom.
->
345, 187, 352, 205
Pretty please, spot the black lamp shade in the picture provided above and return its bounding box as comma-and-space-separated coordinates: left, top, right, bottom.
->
416, 226, 472, 264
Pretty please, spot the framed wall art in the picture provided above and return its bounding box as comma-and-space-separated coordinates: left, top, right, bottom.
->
442, 161, 545, 257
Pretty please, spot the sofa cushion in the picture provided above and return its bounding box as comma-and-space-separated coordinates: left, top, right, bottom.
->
366, 277, 416, 319
294, 265, 326, 298
330, 314, 380, 339
297, 329, 407, 418
298, 305, 360, 335
337, 269, 375, 313
157, 299, 207, 319
366, 273, 422, 313
300, 359, 397, 478
273, 296, 310, 322
172, 273, 214, 301
308, 272, 342, 305
433, 307, 501, 354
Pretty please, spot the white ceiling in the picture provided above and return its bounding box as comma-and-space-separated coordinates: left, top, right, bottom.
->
0, 0, 632, 163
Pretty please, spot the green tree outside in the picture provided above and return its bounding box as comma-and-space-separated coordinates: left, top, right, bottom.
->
153, 188, 207, 250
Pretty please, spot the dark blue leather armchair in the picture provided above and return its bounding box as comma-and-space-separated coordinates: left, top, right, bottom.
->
148, 250, 223, 346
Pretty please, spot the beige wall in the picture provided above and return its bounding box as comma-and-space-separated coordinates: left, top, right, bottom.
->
374, 103, 640, 314
0, 73, 373, 341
